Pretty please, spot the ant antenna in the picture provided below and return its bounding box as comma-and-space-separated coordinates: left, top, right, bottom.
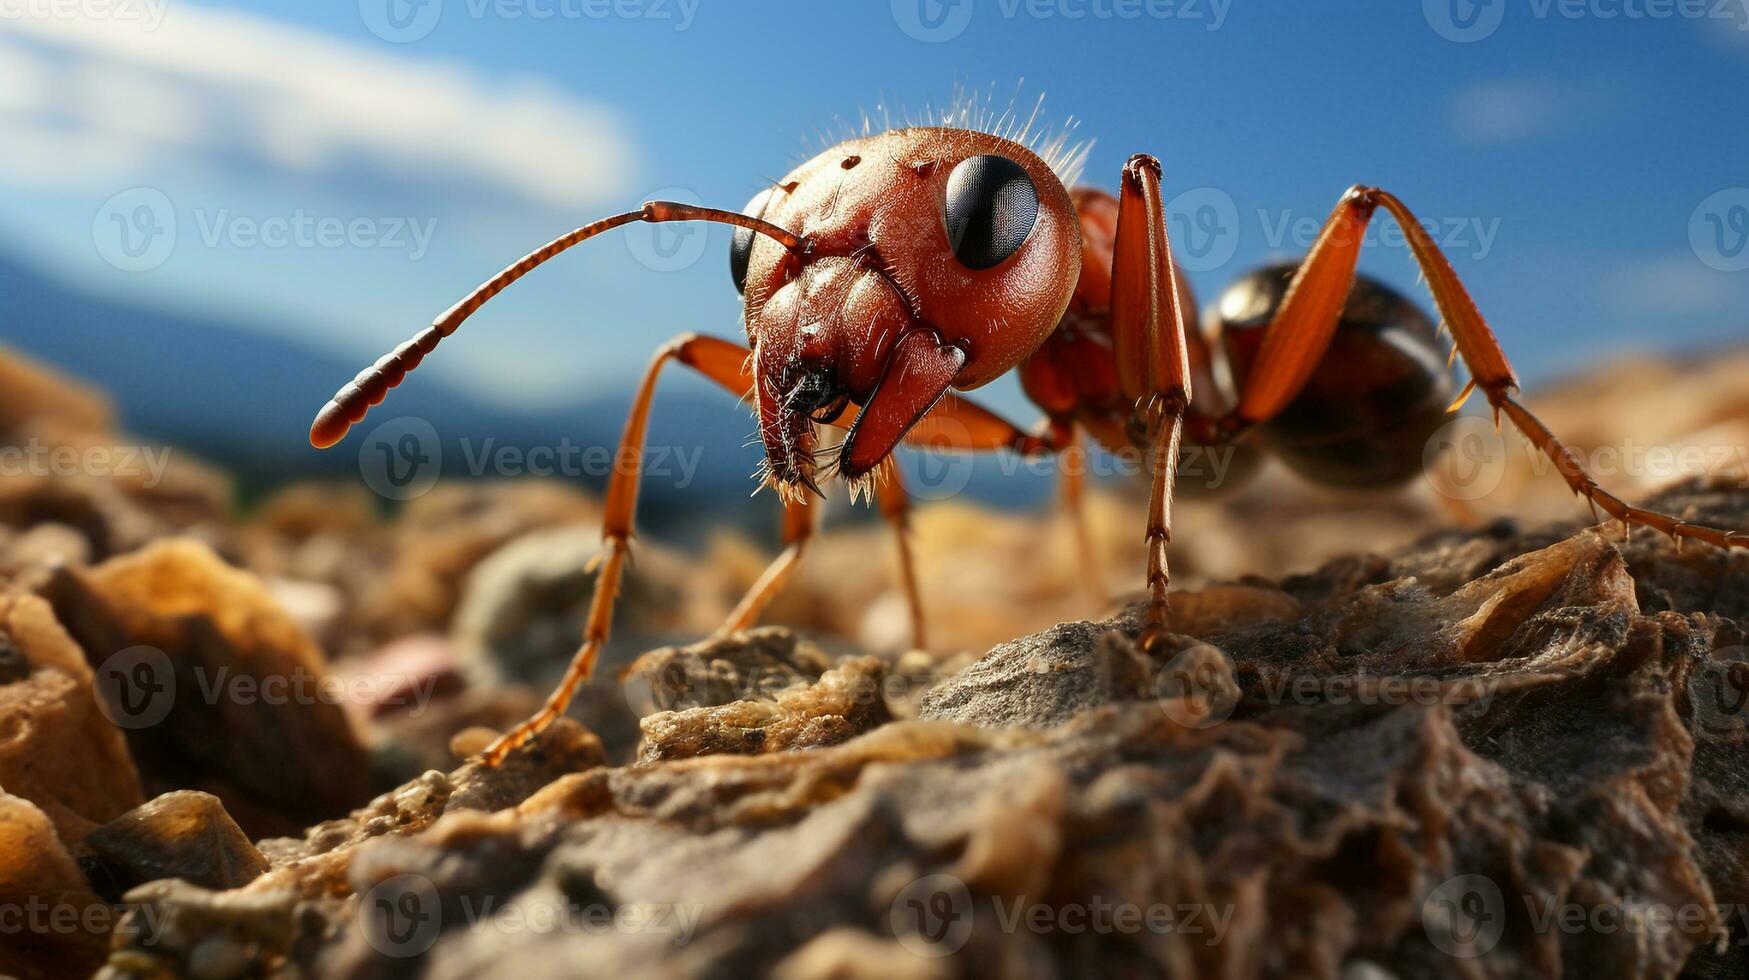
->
308, 201, 801, 449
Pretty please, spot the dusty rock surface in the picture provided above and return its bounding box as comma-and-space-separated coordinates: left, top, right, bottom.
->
68, 481, 1749, 980
629, 628, 894, 763
0, 342, 1746, 979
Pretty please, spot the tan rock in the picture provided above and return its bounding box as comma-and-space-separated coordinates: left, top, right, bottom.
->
0, 593, 143, 844
0, 791, 113, 980
82, 790, 269, 893
43, 539, 372, 836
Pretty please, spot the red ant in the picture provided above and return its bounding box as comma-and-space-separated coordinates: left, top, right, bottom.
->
308, 106, 1748, 765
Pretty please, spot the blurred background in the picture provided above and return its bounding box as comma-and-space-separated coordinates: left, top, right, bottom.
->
1, 0, 1746, 531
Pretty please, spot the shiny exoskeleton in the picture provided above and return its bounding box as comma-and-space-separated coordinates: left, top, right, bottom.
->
307, 118, 1749, 766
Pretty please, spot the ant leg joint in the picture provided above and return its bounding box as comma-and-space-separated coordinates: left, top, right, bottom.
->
1123, 153, 1164, 181
1344, 185, 1381, 211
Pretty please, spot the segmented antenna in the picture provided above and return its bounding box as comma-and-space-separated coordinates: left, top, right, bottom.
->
308, 203, 800, 449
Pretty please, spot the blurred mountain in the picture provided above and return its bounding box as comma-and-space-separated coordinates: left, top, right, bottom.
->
0, 250, 766, 521
0, 250, 1065, 536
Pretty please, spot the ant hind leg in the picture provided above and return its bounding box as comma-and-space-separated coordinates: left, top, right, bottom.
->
1221, 184, 1748, 552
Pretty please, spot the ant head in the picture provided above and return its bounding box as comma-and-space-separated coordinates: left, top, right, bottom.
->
734, 127, 1082, 498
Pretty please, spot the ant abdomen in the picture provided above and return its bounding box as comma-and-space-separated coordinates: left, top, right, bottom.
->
1214, 264, 1456, 489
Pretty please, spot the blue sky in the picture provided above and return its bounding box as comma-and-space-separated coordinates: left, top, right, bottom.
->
2, 0, 1746, 422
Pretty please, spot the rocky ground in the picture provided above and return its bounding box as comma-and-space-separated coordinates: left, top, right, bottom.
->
0, 344, 1747, 979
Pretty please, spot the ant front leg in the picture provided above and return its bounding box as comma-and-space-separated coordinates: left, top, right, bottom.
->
1226, 185, 1748, 551
1108, 154, 1196, 650
480, 332, 757, 766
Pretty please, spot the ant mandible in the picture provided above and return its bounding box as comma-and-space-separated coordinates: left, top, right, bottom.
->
307, 107, 1748, 766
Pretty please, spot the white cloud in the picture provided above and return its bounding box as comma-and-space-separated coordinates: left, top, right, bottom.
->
1599, 256, 1741, 315
1449, 79, 1580, 145
0, 5, 636, 207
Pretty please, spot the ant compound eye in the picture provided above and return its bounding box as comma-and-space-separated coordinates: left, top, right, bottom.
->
943, 154, 1038, 271
730, 187, 776, 295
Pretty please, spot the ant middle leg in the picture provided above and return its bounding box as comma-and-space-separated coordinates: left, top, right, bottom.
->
1106, 154, 1196, 649
891, 388, 1115, 613
717, 493, 816, 636
874, 460, 929, 650
1058, 426, 1109, 607
718, 457, 929, 650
